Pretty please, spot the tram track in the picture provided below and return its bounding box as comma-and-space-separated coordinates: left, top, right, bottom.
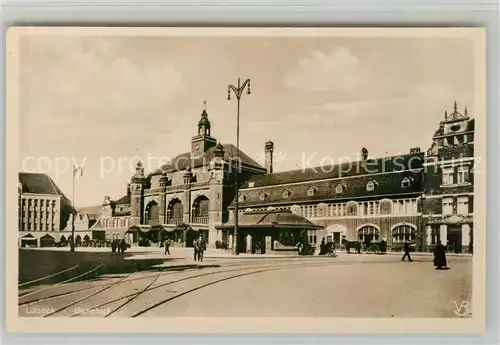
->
67, 258, 403, 318
18, 263, 104, 300
18, 259, 299, 308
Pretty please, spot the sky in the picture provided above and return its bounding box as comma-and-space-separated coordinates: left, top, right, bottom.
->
18, 33, 475, 207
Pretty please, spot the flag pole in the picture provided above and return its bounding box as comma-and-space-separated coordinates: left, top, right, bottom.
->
71, 165, 76, 252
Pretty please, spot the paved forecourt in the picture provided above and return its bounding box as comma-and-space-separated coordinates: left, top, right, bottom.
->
18, 253, 472, 318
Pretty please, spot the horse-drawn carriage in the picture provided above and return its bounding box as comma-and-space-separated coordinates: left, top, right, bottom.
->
341, 234, 387, 255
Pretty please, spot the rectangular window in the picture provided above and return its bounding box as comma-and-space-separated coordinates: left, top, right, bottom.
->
399, 200, 405, 214
307, 230, 317, 244
442, 197, 454, 215
457, 166, 470, 184
442, 167, 454, 185
457, 196, 469, 215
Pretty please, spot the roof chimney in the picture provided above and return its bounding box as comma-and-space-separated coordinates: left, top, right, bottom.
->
265, 141, 274, 174
361, 147, 368, 161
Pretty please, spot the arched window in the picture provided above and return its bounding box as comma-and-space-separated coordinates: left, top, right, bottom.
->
392, 224, 416, 243
335, 184, 344, 194
366, 181, 375, 192
307, 187, 316, 196
346, 201, 358, 216
259, 192, 268, 201
282, 189, 291, 199
358, 226, 379, 242
168, 199, 183, 224
379, 199, 392, 215
193, 196, 209, 217
401, 177, 412, 188
146, 201, 159, 225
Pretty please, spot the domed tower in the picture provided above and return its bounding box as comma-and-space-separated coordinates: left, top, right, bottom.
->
129, 161, 148, 226
191, 101, 217, 158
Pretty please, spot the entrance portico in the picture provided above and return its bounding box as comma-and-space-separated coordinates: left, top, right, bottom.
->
217, 209, 324, 255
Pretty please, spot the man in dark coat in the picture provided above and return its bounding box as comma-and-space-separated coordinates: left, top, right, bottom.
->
434, 240, 448, 269
401, 241, 413, 262
194, 235, 206, 262
319, 238, 326, 255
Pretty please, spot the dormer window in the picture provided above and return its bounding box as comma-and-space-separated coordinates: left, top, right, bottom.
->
259, 192, 268, 201
239, 194, 247, 203
307, 187, 317, 197
282, 189, 292, 199
401, 177, 413, 188
335, 184, 344, 194
366, 181, 376, 192
248, 182, 255, 188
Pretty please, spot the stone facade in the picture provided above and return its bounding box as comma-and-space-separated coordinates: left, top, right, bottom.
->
422, 102, 475, 253
18, 172, 74, 246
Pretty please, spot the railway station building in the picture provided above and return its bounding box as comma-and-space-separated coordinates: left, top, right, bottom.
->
75, 101, 476, 253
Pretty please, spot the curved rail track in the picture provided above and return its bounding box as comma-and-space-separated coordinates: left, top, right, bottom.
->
64, 259, 403, 318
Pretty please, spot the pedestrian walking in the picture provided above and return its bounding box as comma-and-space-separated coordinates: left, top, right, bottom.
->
401, 241, 413, 262
119, 239, 127, 257
433, 240, 448, 269
195, 235, 206, 262
164, 238, 171, 255
319, 238, 326, 255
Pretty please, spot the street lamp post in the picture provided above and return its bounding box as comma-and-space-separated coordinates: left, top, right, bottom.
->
420, 193, 426, 252
71, 168, 76, 252
227, 77, 251, 255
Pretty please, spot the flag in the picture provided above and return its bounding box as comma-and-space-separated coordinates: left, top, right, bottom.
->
73, 166, 84, 178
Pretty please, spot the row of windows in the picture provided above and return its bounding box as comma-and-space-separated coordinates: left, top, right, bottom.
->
102, 217, 131, 228
306, 225, 416, 245
248, 177, 415, 202
437, 134, 473, 147
22, 199, 57, 207
442, 196, 470, 215
442, 165, 471, 185
22, 221, 56, 231
295, 199, 419, 218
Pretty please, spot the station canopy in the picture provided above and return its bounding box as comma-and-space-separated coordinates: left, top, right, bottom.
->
216, 209, 323, 230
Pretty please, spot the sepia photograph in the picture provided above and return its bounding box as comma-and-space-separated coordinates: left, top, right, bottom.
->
6, 27, 486, 333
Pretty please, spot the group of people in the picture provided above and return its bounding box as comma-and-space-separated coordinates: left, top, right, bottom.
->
193, 235, 207, 262
162, 235, 206, 262
400, 240, 448, 269
318, 238, 335, 255
110, 239, 127, 257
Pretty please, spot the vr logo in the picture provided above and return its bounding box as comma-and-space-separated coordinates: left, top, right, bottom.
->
454, 300, 470, 317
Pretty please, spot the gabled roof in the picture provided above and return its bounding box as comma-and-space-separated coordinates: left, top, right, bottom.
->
241, 153, 424, 188
77, 205, 102, 220
113, 194, 130, 205
153, 143, 264, 174
19, 172, 66, 196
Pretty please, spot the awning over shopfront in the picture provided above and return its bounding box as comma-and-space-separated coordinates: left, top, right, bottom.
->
216, 209, 324, 230
126, 225, 152, 234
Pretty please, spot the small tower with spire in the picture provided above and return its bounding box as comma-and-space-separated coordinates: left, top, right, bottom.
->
191, 100, 217, 158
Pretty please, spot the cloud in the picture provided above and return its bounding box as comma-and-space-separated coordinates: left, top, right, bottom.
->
282, 46, 362, 94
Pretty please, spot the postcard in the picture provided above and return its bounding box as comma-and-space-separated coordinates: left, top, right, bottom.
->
6, 26, 486, 333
